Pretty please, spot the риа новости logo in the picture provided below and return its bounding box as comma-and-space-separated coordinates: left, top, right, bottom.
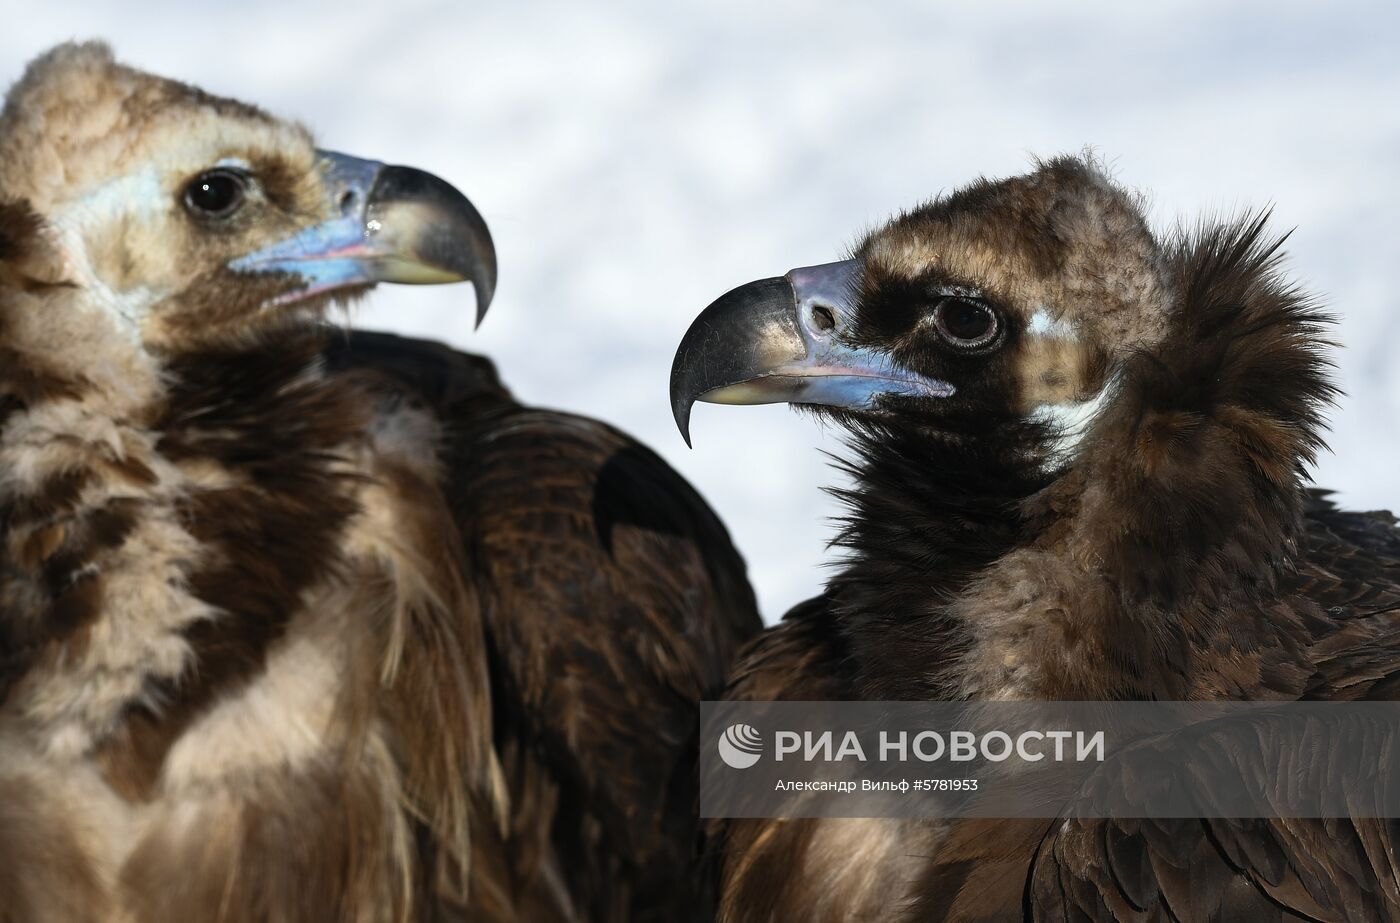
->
718, 723, 763, 769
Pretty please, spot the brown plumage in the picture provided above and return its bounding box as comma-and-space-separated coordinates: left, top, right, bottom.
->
0, 43, 759, 921
328, 330, 762, 921
671, 156, 1400, 920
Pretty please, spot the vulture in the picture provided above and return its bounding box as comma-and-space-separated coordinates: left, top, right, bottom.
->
672, 156, 1400, 921
0, 43, 760, 922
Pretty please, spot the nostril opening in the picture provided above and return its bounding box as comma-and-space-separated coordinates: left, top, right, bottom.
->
339, 190, 358, 214
810, 304, 837, 333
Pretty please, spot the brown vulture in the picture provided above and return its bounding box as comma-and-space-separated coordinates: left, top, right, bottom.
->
671, 156, 1400, 921
0, 43, 760, 922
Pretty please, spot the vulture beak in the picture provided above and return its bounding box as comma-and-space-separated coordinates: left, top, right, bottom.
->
670, 259, 953, 445
230, 151, 497, 325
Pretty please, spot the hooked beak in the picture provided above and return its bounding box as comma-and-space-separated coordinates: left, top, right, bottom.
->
230, 151, 497, 326
669, 259, 953, 446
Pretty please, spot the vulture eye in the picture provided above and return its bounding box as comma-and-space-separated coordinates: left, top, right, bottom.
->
183, 170, 247, 219
932, 297, 999, 350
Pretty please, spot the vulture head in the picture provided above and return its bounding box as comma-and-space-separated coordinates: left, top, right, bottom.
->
673, 155, 1333, 484
0, 42, 494, 370
674, 155, 1336, 700
672, 157, 1178, 466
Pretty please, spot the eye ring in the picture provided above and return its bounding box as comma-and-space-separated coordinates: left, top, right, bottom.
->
183, 169, 247, 219
932, 296, 1000, 350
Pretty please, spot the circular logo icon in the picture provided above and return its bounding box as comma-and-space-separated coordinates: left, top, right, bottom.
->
718, 723, 763, 769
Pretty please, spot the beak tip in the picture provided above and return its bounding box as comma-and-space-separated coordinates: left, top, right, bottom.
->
670, 345, 697, 447
473, 281, 494, 330
670, 393, 695, 448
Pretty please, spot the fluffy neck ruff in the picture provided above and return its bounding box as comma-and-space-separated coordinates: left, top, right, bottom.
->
0, 284, 364, 741
2, 270, 497, 915
826, 215, 1335, 701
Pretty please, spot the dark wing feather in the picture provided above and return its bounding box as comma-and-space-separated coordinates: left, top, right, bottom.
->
1028, 500, 1400, 922
326, 330, 761, 921
1030, 782, 1400, 920
1300, 494, 1400, 702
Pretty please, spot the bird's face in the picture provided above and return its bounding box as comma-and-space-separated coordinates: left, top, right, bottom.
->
671, 158, 1170, 468
0, 43, 494, 354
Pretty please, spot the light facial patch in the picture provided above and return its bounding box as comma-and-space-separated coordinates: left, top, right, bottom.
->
1026, 308, 1077, 341
1027, 376, 1118, 471
47, 165, 172, 330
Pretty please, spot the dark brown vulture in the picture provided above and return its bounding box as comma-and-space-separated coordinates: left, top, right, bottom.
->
672, 156, 1400, 921
0, 43, 759, 922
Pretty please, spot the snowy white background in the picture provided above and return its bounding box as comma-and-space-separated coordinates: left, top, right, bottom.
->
4, 1, 1397, 622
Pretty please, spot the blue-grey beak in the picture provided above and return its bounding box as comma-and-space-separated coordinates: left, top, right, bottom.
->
669, 260, 954, 446
230, 151, 496, 326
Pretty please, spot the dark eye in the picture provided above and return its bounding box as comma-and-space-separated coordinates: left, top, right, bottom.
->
932, 297, 999, 349
183, 169, 246, 219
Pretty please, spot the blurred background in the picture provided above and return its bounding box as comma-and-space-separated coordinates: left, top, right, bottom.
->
4, 1, 1396, 622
